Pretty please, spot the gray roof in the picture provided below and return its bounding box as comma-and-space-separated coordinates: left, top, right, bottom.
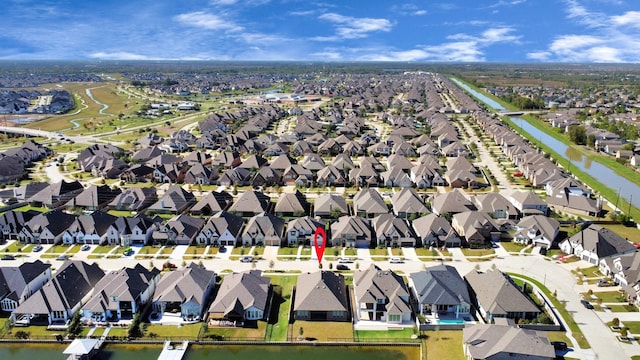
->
354, 265, 410, 314
391, 188, 429, 215
464, 270, 540, 317
228, 190, 271, 214
0, 260, 50, 303
314, 194, 348, 216
567, 224, 636, 258
353, 188, 388, 216
294, 271, 348, 312
463, 324, 555, 359
153, 263, 215, 306
208, 270, 270, 317
83, 264, 160, 313
410, 265, 470, 306
14, 261, 105, 315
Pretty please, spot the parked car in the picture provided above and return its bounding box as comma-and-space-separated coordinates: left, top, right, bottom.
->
240, 255, 253, 263
1, 255, 15, 260
338, 257, 353, 263
580, 299, 594, 309
33, 245, 43, 252
81, 244, 90, 251
597, 279, 615, 287
551, 341, 568, 350
390, 257, 403, 263
336, 264, 350, 271
218, 245, 226, 253
539, 247, 548, 256
56, 255, 69, 261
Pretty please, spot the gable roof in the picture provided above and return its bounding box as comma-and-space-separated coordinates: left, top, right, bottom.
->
463, 324, 555, 359
354, 265, 410, 313
294, 271, 348, 312
464, 270, 540, 317
410, 265, 470, 306
153, 263, 215, 306
83, 264, 160, 313
208, 270, 270, 316
567, 224, 636, 258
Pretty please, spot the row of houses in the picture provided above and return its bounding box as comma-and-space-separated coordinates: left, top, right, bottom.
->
0, 260, 542, 330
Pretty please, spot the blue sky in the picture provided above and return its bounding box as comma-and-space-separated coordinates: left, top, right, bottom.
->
2, 0, 640, 62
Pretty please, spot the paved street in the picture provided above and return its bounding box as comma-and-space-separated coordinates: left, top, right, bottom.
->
4, 241, 636, 359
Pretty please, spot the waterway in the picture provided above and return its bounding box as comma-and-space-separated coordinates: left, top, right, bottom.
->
451, 78, 640, 210
0, 343, 419, 360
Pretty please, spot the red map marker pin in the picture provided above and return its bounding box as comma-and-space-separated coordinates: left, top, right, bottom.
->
313, 226, 326, 265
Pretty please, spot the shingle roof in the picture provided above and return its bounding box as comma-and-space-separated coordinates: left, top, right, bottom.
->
208, 270, 270, 317
294, 271, 348, 312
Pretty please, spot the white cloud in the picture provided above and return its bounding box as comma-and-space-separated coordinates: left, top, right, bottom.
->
88, 51, 150, 60
487, 0, 526, 9
173, 11, 243, 32
315, 13, 392, 40
210, 0, 238, 4
611, 11, 640, 28
564, 0, 606, 28
391, 4, 427, 16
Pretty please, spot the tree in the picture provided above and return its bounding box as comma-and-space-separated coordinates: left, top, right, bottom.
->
568, 125, 587, 145
621, 326, 628, 340
612, 317, 620, 327
298, 326, 304, 340
269, 260, 275, 270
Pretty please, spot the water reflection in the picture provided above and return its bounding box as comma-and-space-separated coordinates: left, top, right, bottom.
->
564, 147, 583, 163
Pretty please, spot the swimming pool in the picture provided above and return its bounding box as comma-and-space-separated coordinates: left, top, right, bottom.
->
438, 319, 466, 324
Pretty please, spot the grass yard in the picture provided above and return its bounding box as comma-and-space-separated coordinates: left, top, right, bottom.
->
159, 246, 175, 255
369, 248, 388, 256
184, 246, 207, 255
264, 275, 297, 341
600, 224, 640, 243
106, 327, 129, 337
93, 245, 117, 254
45, 244, 73, 253
546, 331, 573, 345
204, 320, 267, 340
574, 266, 602, 278
354, 328, 418, 342
423, 330, 465, 360
344, 248, 357, 256
500, 241, 528, 253
252, 247, 265, 256
136, 246, 161, 256
390, 248, 403, 256
1, 242, 33, 253
621, 321, 640, 334
592, 290, 627, 303
142, 323, 203, 339
414, 247, 440, 257
609, 304, 639, 312
232, 246, 251, 255
461, 248, 495, 257
291, 320, 353, 341
278, 247, 299, 256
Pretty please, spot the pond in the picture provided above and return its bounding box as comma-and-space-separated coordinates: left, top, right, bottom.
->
0, 343, 419, 360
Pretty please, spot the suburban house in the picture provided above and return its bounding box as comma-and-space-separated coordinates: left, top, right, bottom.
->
429, 189, 476, 216
189, 190, 233, 216
294, 271, 350, 321
208, 270, 271, 322
12, 260, 105, 326
314, 194, 349, 218
391, 188, 429, 219
412, 214, 461, 248
241, 212, 285, 246
228, 190, 271, 217
27, 180, 84, 208
509, 190, 548, 216
353, 189, 389, 218
464, 269, 541, 323
196, 211, 244, 246
0, 260, 51, 313
452, 211, 501, 247
286, 216, 324, 246
152, 214, 205, 246
545, 177, 601, 217
72, 185, 122, 211
61, 211, 119, 245
409, 265, 471, 320
81, 264, 161, 322
353, 265, 411, 326
513, 215, 560, 249
113, 214, 157, 246
274, 191, 309, 217
463, 324, 556, 360
371, 213, 415, 247
472, 193, 519, 220
18, 210, 77, 245
108, 187, 157, 212
560, 224, 636, 265
330, 215, 372, 248
147, 185, 196, 215
151, 263, 216, 322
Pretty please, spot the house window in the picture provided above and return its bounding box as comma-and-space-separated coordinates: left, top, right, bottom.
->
331, 311, 344, 318
388, 314, 401, 322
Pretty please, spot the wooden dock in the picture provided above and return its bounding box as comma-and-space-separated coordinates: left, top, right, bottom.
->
157, 340, 189, 360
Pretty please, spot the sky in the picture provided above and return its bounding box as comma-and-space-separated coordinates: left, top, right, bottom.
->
2, 0, 640, 63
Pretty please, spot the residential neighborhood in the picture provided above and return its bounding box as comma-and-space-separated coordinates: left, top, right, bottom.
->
0, 65, 640, 360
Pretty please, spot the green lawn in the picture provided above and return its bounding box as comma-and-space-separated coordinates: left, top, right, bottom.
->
415, 247, 440, 257
278, 247, 299, 256
592, 290, 627, 303
423, 330, 465, 360
142, 323, 203, 339
45, 244, 73, 253
232, 246, 251, 255
184, 245, 207, 255
1, 242, 33, 253
252, 247, 265, 256
264, 275, 297, 341
369, 248, 388, 256
291, 320, 353, 341
203, 320, 267, 340
354, 328, 418, 342
93, 245, 117, 254
621, 321, 640, 334
600, 224, 640, 243
461, 248, 495, 257
574, 266, 602, 278
500, 241, 528, 253
609, 304, 639, 312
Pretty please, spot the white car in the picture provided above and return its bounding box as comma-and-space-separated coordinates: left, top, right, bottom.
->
240, 255, 253, 263
338, 257, 353, 263
390, 257, 403, 263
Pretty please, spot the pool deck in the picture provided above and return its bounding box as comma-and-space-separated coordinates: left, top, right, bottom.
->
157, 340, 189, 360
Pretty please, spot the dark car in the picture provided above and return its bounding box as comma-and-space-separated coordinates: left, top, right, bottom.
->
336, 264, 350, 271
1, 255, 15, 260
218, 246, 226, 253
539, 247, 548, 256
551, 341, 568, 351
581, 299, 594, 309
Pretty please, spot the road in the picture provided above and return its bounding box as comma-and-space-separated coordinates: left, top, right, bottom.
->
4, 242, 633, 359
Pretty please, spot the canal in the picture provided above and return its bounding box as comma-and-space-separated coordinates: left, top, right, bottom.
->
451, 78, 640, 210
0, 343, 419, 360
